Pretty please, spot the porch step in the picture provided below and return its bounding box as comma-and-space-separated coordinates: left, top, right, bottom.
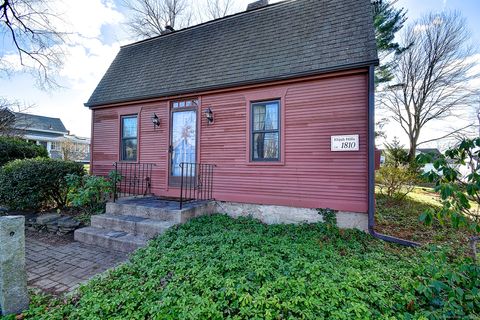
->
106, 202, 180, 222
91, 214, 176, 239
75, 198, 216, 253
106, 200, 216, 223
74, 227, 147, 253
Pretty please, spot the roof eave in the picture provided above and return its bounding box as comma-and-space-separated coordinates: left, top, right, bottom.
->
85, 59, 379, 108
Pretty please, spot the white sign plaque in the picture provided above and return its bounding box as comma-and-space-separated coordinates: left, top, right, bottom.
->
331, 135, 359, 151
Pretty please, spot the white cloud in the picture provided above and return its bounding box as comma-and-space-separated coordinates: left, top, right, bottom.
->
59, 39, 121, 92
53, 0, 124, 38
0, 0, 126, 137
413, 24, 429, 33
52, 0, 126, 91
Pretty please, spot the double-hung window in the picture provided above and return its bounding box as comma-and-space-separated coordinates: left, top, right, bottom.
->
251, 100, 280, 161
121, 115, 138, 161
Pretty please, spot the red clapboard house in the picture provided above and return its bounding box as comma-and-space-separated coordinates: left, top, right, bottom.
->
85, 0, 379, 231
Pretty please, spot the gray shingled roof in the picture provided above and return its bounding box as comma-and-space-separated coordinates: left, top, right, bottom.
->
14, 113, 68, 133
417, 148, 442, 157
86, 0, 378, 107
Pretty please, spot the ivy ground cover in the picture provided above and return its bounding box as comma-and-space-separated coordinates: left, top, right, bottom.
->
9, 215, 480, 319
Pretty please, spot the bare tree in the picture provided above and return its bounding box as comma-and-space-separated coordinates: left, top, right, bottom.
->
0, 98, 34, 136
0, 0, 67, 89
121, 0, 193, 39
205, 0, 234, 20
0, 107, 16, 136
378, 11, 479, 162
60, 139, 88, 162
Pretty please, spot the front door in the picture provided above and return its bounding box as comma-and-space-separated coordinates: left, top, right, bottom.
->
169, 99, 198, 186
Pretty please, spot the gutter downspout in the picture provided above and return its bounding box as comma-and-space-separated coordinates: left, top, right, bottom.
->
367, 65, 419, 247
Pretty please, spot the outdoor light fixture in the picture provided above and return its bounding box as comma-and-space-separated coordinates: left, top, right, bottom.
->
151, 113, 160, 128
204, 107, 214, 124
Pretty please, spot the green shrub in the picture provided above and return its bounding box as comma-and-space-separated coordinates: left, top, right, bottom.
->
66, 174, 114, 215
418, 138, 480, 233
11, 215, 478, 319
0, 158, 85, 210
414, 248, 480, 317
0, 136, 48, 166
376, 165, 418, 200
384, 137, 409, 167
316, 208, 337, 229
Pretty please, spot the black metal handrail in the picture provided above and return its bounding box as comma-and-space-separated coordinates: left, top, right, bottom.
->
179, 162, 215, 209
112, 162, 155, 201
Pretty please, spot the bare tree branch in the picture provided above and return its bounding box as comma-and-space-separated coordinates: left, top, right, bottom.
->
0, 97, 35, 136
378, 11, 479, 162
0, 0, 68, 89
60, 138, 89, 162
121, 0, 193, 39
416, 123, 474, 146
206, 0, 234, 20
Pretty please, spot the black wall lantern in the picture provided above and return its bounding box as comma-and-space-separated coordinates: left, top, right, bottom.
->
204, 107, 214, 124
151, 113, 160, 128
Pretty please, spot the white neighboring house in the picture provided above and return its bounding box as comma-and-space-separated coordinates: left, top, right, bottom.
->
415, 148, 442, 174
11, 112, 90, 163
378, 148, 442, 173
417, 147, 477, 181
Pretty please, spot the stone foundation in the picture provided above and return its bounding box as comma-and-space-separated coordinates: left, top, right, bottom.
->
214, 201, 368, 231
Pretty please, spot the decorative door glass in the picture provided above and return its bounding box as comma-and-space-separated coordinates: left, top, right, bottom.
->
171, 110, 196, 177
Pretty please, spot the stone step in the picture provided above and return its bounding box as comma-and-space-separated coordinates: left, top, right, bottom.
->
106, 202, 181, 222
74, 227, 147, 253
91, 214, 176, 239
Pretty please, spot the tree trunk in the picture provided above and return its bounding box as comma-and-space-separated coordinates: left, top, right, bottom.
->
408, 144, 416, 163
477, 109, 480, 137
407, 132, 419, 164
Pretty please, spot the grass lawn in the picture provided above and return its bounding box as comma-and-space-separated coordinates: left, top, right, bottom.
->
4, 214, 479, 319
375, 187, 476, 255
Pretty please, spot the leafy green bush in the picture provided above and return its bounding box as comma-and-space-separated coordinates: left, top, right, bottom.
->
418, 138, 480, 233
415, 247, 480, 318
0, 158, 85, 210
418, 138, 480, 262
66, 174, 114, 215
316, 208, 337, 229
376, 165, 418, 200
0, 136, 48, 166
11, 215, 479, 319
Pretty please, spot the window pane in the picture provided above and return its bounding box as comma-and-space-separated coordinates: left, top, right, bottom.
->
122, 117, 137, 138
171, 110, 196, 176
122, 139, 137, 161
253, 132, 279, 160
253, 102, 279, 131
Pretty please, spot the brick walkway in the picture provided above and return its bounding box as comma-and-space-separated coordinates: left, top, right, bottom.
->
26, 236, 128, 294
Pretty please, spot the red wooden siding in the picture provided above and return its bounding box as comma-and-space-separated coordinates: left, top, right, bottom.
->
91, 70, 369, 213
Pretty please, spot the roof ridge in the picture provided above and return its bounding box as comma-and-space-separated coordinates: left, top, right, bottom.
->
121, 0, 296, 49
14, 112, 62, 121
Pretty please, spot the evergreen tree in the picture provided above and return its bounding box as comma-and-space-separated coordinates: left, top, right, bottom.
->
372, 0, 407, 84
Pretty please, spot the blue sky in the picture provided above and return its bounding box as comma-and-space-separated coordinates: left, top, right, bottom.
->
0, 0, 478, 143
398, 0, 480, 45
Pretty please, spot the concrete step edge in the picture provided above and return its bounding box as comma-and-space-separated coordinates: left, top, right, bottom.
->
74, 227, 147, 253
105, 203, 181, 222
91, 214, 176, 238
